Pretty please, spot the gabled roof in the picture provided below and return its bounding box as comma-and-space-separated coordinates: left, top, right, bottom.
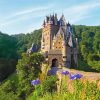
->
56, 27, 65, 37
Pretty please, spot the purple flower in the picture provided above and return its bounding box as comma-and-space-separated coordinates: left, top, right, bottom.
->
31, 79, 40, 86
70, 73, 83, 80
61, 70, 69, 75
47, 67, 58, 75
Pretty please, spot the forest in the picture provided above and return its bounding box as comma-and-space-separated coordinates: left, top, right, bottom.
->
0, 25, 100, 99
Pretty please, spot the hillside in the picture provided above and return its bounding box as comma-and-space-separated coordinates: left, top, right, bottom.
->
0, 25, 100, 100
13, 25, 100, 71
0, 25, 100, 82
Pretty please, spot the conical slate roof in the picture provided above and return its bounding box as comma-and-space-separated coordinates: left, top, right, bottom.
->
59, 14, 66, 26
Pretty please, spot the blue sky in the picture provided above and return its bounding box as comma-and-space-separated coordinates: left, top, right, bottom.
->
0, 0, 100, 35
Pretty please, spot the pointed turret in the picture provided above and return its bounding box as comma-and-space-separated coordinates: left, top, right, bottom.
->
59, 14, 66, 26
27, 43, 37, 55
59, 14, 67, 34
67, 21, 70, 26
48, 14, 53, 25
67, 22, 73, 47
31, 43, 37, 52
66, 22, 72, 38
46, 16, 49, 23
54, 13, 58, 25
68, 35, 73, 47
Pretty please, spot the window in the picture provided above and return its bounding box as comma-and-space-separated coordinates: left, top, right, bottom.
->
63, 56, 66, 58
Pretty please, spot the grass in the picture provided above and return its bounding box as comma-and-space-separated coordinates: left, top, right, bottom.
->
27, 74, 100, 100
37, 80, 100, 100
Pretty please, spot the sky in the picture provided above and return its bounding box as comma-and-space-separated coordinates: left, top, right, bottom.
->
0, 0, 100, 35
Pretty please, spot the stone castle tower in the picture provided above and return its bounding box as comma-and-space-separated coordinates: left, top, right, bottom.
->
41, 14, 78, 68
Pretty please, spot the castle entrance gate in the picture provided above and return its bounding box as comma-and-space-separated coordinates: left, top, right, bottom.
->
51, 58, 58, 67
47, 50, 62, 67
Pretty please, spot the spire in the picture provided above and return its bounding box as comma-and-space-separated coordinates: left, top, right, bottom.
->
49, 14, 51, 19
59, 14, 66, 26
47, 14, 53, 24
67, 21, 70, 26
68, 35, 73, 47
66, 21, 72, 38
53, 13, 54, 19
55, 13, 57, 17
61, 13, 64, 19
52, 14, 55, 25
27, 42, 37, 54
46, 16, 49, 23
54, 13, 58, 25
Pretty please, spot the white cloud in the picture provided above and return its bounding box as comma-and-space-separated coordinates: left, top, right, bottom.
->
7, 5, 54, 19
0, 0, 100, 34
0, 4, 54, 27
63, 1, 100, 23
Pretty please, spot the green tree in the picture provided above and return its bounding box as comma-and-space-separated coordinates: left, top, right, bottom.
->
0, 32, 17, 81
16, 53, 44, 97
0, 80, 20, 100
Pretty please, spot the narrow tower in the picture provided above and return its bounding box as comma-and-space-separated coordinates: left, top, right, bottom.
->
41, 14, 59, 53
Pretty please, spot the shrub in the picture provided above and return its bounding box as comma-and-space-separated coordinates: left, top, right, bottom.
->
41, 76, 57, 94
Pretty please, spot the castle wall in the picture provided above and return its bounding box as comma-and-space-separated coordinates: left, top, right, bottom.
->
53, 35, 63, 50
42, 24, 59, 53
41, 14, 78, 68
66, 46, 71, 68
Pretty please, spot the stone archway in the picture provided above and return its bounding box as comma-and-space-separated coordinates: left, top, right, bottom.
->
51, 58, 58, 67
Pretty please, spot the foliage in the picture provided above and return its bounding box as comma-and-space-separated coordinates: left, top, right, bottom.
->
0, 25, 100, 99
13, 29, 42, 57
13, 25, 100, 71
0, 32, 17, 59
42, 76, 57, 94
0, 25, 100, 81
79, 29, 100, 71
0, 32, 17, 81
30, 75, 57, 100
0, 91, 20, 100
16, 53, 44, 97
0, 79, 20, 100
72, 25, 100, 71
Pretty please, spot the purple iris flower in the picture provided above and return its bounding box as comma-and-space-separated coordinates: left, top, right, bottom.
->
70, 73, 83, 80
31, 79, 40, 86
61, 70, 69, 75
47, 67, 58, 75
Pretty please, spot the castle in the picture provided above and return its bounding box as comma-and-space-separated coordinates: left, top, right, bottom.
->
41, 14, 78, 68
